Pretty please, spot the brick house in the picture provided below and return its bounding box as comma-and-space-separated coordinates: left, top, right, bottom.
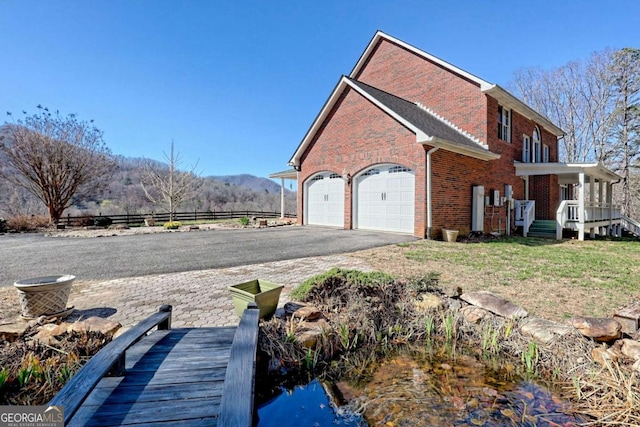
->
276, 31, 626, 240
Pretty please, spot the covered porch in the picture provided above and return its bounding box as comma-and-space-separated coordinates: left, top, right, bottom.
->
268, 169, 298, 219
514, 162, 623, 241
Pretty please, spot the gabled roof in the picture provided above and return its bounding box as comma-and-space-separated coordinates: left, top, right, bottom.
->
350, 31, 564, 137
348, 79, 498, 159
288, 76, 499, 167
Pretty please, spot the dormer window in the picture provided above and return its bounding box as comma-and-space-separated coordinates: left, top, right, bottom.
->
498, 106, 511, 142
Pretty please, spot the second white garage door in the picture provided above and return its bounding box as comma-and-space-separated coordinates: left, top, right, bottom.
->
305, 172, 345, 227
355, 164, 415, 233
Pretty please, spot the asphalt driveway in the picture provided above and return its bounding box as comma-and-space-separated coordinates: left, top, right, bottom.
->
0, 226, 416, 287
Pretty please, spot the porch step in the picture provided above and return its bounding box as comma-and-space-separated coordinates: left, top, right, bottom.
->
527, 220, 556, 238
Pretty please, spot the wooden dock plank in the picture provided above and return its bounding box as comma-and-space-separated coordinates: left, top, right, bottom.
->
70, 326, 233, 426
72, 397, 222, 427
62, 306, 260, 427
93, 367, 228, 387
82, 380, 224, 405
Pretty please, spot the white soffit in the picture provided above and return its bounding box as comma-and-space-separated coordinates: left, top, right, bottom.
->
515, 162, 622, 182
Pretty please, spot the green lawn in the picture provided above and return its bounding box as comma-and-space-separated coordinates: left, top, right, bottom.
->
368, 236, 640, 320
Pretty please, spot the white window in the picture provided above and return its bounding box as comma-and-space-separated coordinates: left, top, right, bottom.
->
532, 126, 541, 163
543, 144, 549, 163
498, 106, 511, 142
523, 135, 531, 162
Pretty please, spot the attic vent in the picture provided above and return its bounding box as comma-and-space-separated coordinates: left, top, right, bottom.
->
362, 168, 380, 176
389, 166, 411, 173
311, 174, 324, 181
329, 173, 341, 179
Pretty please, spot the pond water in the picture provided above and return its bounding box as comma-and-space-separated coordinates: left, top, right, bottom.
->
256, 350, 586, 426
256, 378, 366, 426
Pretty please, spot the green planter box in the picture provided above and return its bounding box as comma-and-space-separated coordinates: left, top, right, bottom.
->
228, 279, 284, 319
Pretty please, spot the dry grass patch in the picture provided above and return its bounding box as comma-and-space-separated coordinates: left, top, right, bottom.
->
351, 237, 640, 321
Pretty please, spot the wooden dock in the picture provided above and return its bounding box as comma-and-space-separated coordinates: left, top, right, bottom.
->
50, 304, 259, 427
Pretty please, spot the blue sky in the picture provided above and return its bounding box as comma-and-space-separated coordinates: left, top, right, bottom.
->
2, 1, 639, 183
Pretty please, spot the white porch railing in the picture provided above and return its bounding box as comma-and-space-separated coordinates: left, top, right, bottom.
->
621, 215, 640, 237
514, 200, 535, 237
556, 201, 622, 240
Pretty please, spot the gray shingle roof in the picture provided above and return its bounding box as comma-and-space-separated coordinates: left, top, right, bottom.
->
347, 78, 493, 155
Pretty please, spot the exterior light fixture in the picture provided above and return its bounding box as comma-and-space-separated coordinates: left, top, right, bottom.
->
342, 170, 351, 185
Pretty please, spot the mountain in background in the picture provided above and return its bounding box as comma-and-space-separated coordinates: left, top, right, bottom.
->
210, 174, 293, 194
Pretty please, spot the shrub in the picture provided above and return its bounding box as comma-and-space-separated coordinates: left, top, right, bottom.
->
290, 268, 395, 301
6, 215, 50, 232
0, 218, 6, 233
93, 216, 113, 227
239, 216, 250, 226
163, 221, 181, 230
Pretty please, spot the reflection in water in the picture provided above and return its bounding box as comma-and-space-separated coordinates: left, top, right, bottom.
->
256, 351, 585, 426
351, 353, 585, 426
256, 378, 366, 427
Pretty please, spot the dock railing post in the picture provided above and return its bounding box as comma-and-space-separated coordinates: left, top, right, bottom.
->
219, 302, 260, 427
158, 305, 173, 330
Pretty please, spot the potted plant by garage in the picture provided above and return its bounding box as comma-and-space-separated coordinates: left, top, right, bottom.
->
442, 228, 459, 243
228, 279, 284, 319
14, 274, 75, 319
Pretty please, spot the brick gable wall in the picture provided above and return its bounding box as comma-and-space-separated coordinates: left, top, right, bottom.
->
298, 87, 427, 235
354, 39, 488, 143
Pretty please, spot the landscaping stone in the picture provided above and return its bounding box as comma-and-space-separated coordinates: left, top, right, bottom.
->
620, 339, 640, 361
460, 291, 528, 319
292, 305, 322, 321
295, 319, 331, 349
0, 321, 30, 342
519, 317, 574, 344
284, 301, 307, 316
66, 317, 122, 336
613, 301, 640, 334
569, 316, 622, 342
414, 293, 444, 313
460, 306, 490, 324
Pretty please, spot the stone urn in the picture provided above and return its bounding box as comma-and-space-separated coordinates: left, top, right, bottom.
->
14, 275, 75, 319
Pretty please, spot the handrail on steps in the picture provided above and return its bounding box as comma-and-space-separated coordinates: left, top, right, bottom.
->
621, 214, 640, 237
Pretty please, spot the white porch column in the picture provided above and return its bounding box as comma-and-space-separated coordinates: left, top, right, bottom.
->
578, 172, 585, 241
589, 175, 596, 239
279, 178, 285, 219
607, 182, 613, 236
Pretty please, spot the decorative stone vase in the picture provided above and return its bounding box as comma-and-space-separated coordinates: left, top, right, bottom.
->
228, 279, 284, 319
443, 229, 459, 243
14, 275, 75, 319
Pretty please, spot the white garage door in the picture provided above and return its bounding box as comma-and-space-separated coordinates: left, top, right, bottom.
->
305, 172, 345, 227
356, 165, 414, 233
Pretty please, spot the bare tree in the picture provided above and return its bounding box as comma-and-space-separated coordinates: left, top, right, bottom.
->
609, 48, 640, 215
510, 50, 618, 164
0, 107, 115, 224
141, 141, 202, 221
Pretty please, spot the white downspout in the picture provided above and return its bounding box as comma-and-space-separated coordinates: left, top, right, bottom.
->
426, 146, 439, 239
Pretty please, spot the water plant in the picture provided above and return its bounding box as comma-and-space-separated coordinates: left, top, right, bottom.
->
521, 341, 539, 377
424, 314, 434, 343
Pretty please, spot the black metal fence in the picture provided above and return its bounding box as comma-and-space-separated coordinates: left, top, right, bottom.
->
59, 210, 296, 227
